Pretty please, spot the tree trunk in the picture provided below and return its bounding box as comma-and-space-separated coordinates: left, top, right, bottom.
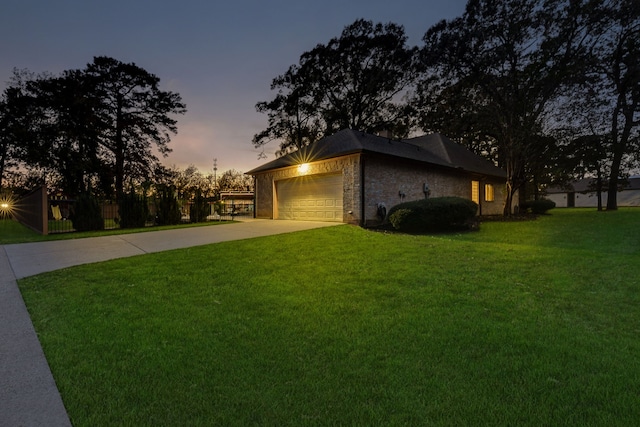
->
115, 98, 125, 202
596, 168, 603, 211
606, 108, 634, 211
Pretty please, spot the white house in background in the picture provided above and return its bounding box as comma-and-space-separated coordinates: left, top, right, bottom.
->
546, 176, 640, 207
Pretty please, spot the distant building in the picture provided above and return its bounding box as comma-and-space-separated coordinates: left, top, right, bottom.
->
219, 190, 254, 216
546, 176, 640, 207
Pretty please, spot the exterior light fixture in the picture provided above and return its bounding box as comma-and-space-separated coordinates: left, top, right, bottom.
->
0, 197, 15, 218
298, 163, 310, 175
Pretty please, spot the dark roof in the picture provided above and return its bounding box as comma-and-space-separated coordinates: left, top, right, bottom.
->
246, 129, 506, 178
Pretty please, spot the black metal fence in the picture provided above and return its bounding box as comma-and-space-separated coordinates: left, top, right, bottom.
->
47, 198, 254, 234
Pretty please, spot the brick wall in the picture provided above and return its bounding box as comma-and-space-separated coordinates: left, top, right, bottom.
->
253, 154, 361, 223
362, 154, 506, 224
479, 177, 508, 216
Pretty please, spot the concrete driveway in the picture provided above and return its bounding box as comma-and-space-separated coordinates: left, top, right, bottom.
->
0, 219, 340, 426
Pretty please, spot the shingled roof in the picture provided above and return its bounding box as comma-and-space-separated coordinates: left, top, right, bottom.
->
247, 129, 506, 178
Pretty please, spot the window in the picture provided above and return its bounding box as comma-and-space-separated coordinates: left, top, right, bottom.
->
484, 184, 495, 202
471, 181, 480, 204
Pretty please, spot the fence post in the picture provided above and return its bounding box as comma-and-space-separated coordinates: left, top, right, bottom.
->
13, 184, 48, 235
40, 185, 48, 235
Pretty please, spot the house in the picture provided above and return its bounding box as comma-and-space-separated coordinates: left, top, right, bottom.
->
219, 190, 254, 216
546, 176, 640, 208
246, 129, 508, 226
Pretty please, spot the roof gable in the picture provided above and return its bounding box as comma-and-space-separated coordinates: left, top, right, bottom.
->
404, 133, 505, 178
247, 129, 506, 178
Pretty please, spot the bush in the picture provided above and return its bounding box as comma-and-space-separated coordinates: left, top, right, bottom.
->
119, 190, 148, 229
388, 208, 414, 230
154, 185, 182, 226
388, 197, 478, 233
70, 193, 104, 232
520, 199, 556, 214
213, 201, 223, 216
190, 189, 210, 223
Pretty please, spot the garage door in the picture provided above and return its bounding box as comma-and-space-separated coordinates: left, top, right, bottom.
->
276, 174, 343, 222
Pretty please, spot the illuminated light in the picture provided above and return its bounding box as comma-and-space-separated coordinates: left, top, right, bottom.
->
0, 196, 16, 219
298, 163, 310, 174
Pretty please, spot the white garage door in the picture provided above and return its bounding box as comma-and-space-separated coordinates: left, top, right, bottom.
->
276, 174, 343, 222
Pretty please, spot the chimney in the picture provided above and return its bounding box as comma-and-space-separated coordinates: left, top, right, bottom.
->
377, 129, 393, 139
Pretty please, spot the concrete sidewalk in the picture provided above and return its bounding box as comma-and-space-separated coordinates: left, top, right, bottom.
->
0, 219, 340, 426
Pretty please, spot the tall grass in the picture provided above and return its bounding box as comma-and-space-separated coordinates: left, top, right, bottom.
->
19, 209, 640, 426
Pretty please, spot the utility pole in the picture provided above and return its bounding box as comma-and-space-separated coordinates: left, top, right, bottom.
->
213, 158, 218, 197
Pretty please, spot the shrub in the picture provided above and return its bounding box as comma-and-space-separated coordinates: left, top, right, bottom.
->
154, 185, 181, 226
70, 193, 104, 232
190, 189, 210, 223
213, 201, 223, 216
520, 199, 556, 214
119, 189, 148, 229
388, 197, 478, 233
388, 208, 414, 230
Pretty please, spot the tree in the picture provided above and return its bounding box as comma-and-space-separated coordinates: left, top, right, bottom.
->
21, 70, 104, 196
419, 0, 594, 214
217, 169, 253, 192
0, 91, 18, 192
593, 0, 640, 210
254, 19, 418, 156
566, 134, 610, 210
1, 59, 186, 200
0, 69, 44, 191
551, 0, 640, 210
253, 67, 323, 157
85, 56, 186, 201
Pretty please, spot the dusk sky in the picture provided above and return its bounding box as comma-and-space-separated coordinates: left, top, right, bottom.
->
1, 0, 467, 175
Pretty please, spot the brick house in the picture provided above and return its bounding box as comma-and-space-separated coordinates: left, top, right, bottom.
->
246, 129, 507, 226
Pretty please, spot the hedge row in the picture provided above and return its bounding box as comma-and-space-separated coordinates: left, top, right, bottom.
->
520, 199, 556, 214
387, 197, 478, 233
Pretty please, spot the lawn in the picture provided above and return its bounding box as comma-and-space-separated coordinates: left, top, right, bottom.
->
18, 209, 640, 426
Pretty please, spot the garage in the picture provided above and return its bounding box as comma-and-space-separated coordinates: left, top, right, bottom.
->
276, 173, 343, 222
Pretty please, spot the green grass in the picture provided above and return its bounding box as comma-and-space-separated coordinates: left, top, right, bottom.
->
18, 209, 640, 426
0, 218, 234, 245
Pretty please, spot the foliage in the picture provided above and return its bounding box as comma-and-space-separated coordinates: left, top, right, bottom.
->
69, 193, 104, 232
520, 198, 556, 215
388, 196, 478, 232
217, 168, 253, 191
0, 83, 25, 191
189, 189, 209, 223
154, 184, 181, 226
581, 0, 640, 210
19, 209, 640, 425
85, 56, 187, 200
418, 0, 595, 215
118, 188, 148, 229
254, 19, 418, 156
0, 57, 186, 200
